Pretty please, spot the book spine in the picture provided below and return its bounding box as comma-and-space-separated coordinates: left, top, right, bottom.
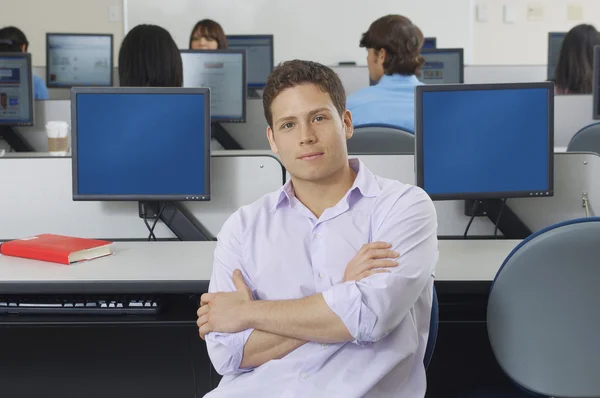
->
0, 244, 70, 265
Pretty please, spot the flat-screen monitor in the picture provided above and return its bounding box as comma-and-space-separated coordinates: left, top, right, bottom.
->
547, 32, 566, 81
423, 37, 437, 49
180, 49, 246, 123
226, 35, 274, 89
593, 45, 600, 120
0, 53, 33, 126
416, 82, 554, 200
71, 87, 211, 201
418, 48, 464, 84
46, 33, 113, 88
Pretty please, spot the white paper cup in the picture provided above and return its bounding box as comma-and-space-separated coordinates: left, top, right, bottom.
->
46, 121, 69, 156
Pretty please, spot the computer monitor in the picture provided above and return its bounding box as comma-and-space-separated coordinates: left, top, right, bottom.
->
0, 53, 33, 126
418, 48, 464, 84
46, 33, 113, 88
71, 87, 211, 201
416, 82, 554, 200
547, 32, 566, 81
180, 49, 246, 123
423, 37, 437, 49
593, 45, 600, 120
226, 35, 274, 89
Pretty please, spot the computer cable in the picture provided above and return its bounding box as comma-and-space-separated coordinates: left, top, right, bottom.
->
148, 202, 167, 241
463, 200, 479, 239
140, 203, 157, 241
494, 198, 508, 237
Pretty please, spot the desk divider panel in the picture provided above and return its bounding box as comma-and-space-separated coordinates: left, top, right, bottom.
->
0, 151, 284, 241
554, 95, 595, 148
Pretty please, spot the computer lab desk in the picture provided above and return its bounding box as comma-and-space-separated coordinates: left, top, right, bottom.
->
0, 240, 519, 398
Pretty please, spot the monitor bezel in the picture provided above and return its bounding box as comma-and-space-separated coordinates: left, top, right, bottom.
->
46, 33, 114, 88
180, 48, 247, 123
225, 34, 274, 89
593, 45, 600, 120
423, 37, 437, 49
419, 48, 465, 84
415, 82, 555, 201
0, 52, 34, 127
547, 32, 566, 81
71, 86, 212, 202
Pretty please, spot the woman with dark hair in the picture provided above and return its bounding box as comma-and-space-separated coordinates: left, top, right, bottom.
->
346, 15, 425, 131
189, 19, 227, 50
118, 24, 183, 87
555, 24, 600, 95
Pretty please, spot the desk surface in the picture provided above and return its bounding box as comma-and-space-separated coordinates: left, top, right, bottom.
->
0, 240, 519, 293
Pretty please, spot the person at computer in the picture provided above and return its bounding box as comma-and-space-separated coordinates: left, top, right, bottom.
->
346, 15, 424, 132
0, 26, 49, 100
196, 59, 438, 397
554, 24, 600, 95
118, 24, 183, 87
189, 19, 228, 50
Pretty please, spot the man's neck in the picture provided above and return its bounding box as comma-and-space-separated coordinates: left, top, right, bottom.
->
291, 163, 357, 218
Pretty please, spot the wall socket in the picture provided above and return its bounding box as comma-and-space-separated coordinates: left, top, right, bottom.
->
567, 4, 584, 21
109, 5, 121, 23
527, 3, 544, 20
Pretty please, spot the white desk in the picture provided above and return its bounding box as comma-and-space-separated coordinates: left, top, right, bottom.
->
0, 240, 519, 290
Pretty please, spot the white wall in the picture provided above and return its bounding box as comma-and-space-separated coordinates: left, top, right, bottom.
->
0, 0, 124, 66
125, 0, 474, 65
473, 0, 600, 65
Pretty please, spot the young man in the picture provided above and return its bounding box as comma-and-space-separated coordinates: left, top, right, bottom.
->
197, 60, 438, 397
0, 26, 49, 100
346, 15, 425, 132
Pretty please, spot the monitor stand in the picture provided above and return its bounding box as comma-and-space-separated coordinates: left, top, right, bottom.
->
138, 201, 214, 241
464, 199, 531, 239
247, 88, 262, 99
211, 122, 243, 150
0, 126, 34, 152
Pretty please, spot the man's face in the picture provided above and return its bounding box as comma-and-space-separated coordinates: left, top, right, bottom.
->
266, 83, 353, 184
367, 48, 385, 83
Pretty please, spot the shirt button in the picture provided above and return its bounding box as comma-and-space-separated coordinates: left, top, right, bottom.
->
321, 343, 328, 347
315, 233, 322, 239
301, 372, 309, 379
318, 272, 325, 279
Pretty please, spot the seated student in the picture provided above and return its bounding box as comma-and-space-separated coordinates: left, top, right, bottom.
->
555, 24, 600, 95
197, 60, 438, 398
0, 26, 49, 100
346, 15, 424, 132
189, 19, 227, 50
118, 24, 182, 87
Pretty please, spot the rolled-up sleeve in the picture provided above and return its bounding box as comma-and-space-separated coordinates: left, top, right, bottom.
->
322, 188, 438, 345
205, 213, 256, 375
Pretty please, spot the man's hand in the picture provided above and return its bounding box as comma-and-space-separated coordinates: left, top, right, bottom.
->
343, 242, 399, 282
197, 269, 254, 340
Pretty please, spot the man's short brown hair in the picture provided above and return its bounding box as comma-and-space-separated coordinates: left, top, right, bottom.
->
263, 60, 346, 129
360, 14, 425, 76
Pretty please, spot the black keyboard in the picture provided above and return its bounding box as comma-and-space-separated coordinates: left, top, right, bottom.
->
0, 295, 162, 315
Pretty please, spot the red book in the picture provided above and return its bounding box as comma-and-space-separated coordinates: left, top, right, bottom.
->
0, 234, 113, 265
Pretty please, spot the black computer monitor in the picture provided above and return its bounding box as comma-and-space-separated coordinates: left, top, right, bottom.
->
547, 32, 566, 81
71, 87, 211, 201
416, 82, 554, 200
423, 37, 437, 49
226, 35, 274, 89
0, 53, 33, 126
593, 45, 600, 120
46, 33, 114, 88
418, 48, 464, 84
180, 49, 246, 123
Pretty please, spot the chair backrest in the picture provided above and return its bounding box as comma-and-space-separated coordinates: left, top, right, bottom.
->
347, 123, 415, 154
567, 122, 600, 154
487, 217, 600, 397
424, 284, 439, 369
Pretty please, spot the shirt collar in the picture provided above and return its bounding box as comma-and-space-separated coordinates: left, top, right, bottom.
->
270, 158, 382, 212
377, 73, 421, 86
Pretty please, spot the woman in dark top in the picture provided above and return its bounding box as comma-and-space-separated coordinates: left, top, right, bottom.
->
189, 19, 227, 50
554, 24, 600, 95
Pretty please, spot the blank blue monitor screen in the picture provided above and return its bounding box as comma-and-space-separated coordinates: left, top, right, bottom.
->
73, 90, 210, 200
227, 35, 273, 88
417, 85, 552, 199
418, 49, 463, 84
423, 37, 436, 49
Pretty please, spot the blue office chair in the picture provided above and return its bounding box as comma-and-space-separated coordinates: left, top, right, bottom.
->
424, 284, 439, 369
487, 217, 600, 397
347, 123, 415, 154
567, 122, 600, 155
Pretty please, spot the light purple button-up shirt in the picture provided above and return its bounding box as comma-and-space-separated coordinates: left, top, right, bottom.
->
205, 159, 438, 398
